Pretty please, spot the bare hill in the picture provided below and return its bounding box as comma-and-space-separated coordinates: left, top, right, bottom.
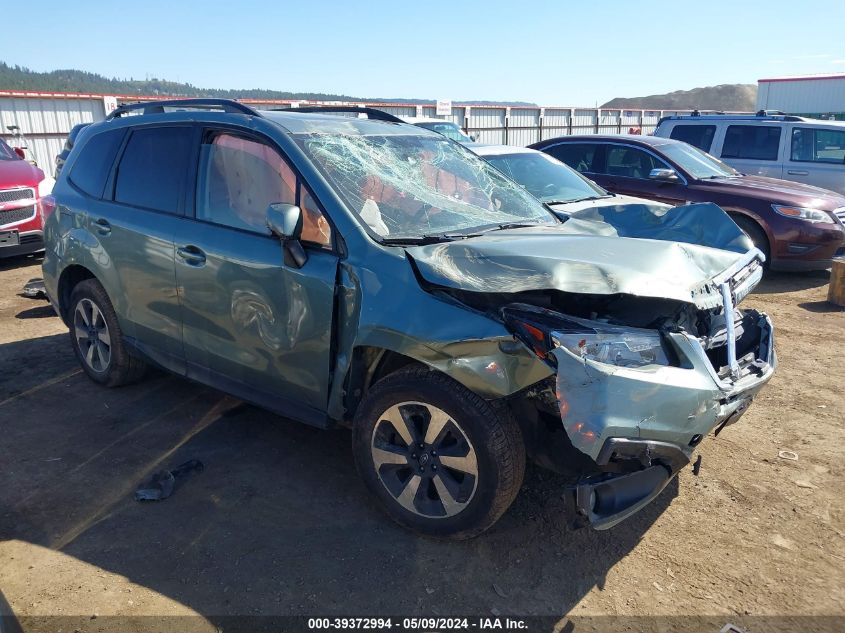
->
601, 84, 757, 111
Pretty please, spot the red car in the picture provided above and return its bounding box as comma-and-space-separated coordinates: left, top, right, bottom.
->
530, 135, 845, 271
0, 137, 48, 258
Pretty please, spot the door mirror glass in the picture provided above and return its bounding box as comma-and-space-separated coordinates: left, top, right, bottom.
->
266, 203, 303, 239
649, 168, 679, 182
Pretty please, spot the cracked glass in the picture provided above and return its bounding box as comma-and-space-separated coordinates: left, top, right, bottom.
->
294, 133, 554, 240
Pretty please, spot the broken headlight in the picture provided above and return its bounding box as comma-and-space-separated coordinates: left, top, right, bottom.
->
551, 327, 669, 368
502, 304, 670, 369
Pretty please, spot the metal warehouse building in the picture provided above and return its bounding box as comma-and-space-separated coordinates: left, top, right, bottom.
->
757, 74, 845, 119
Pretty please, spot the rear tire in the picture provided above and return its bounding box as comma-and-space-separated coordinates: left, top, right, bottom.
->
68, 279, 147, 387
352, 366, 525, 539
733, 215, 771, 266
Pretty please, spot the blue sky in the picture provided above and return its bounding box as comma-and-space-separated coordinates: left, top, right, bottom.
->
3, 0, 844, 105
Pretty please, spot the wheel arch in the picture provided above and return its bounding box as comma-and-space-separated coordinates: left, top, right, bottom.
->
56, 264, 98, 325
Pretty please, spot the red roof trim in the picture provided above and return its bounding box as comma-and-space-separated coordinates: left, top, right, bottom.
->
759, 74, 845, 83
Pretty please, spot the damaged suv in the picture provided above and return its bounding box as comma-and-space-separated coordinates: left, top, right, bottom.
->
43, 100, 776, 538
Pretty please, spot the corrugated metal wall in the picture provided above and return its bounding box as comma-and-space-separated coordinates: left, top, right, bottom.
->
0, 92, 748, 171
756, 77, 845, 115
0, 95, 106, 174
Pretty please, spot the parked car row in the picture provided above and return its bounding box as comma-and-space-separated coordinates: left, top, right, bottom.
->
527, 134, 845, 271
42, 99, 777, 539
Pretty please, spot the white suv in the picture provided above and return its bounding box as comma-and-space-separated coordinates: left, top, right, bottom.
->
654, 113, 845, 195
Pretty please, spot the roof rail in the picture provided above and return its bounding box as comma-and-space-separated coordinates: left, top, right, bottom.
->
107, 98, 261, 120
270, 106, 404, 123
662, 113, 805, 123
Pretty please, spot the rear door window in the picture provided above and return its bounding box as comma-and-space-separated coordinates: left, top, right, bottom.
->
114, 126, 193, 213
68, 129, 125, 198
791, 127, 845, 163
605, 145, 666, 179
721, 125, 781, 161
669, 125, 716, 152
543, 143, 597, 173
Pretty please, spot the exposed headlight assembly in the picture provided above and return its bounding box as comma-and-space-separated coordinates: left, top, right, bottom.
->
502, 304, 670, 369
772, 204, 834, 224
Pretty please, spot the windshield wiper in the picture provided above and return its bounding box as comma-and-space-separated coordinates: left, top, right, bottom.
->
478, 221, 550, 233
380, 233, 469, 245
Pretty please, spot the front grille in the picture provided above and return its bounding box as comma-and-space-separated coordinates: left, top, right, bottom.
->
833, 207, 845, 225
0, 187, 35, 204
0, 204, 36, 226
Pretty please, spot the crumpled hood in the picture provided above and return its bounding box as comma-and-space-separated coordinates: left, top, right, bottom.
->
407, 225, 759, 310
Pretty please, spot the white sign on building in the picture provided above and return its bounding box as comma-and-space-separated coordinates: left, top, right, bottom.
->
436, 99, 452, 116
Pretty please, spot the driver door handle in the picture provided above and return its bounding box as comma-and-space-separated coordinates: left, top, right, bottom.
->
787, 170, 809, 176
93, 217, 111, 235
176, 245, 207, 266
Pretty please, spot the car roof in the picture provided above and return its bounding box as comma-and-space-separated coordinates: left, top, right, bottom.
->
261, 110, 440, 137
472, 144, 540, 157
537, 134, 677, 147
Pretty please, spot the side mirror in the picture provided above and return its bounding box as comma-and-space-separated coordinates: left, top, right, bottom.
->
266, 203, 307, 268
13, 148, 25, 160
649, 168, 679, 182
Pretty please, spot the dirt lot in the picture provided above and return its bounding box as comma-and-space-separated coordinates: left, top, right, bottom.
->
0, 253, 843, 632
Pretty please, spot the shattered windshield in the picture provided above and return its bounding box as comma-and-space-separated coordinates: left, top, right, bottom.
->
295, 133, 555, 241
483, 151, 608, 203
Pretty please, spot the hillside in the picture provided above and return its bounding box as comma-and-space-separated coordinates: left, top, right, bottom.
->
601, 84, 757, 111
0, 62, 534, 107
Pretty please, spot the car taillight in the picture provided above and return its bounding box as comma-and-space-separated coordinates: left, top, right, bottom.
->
40, 194, 57, 220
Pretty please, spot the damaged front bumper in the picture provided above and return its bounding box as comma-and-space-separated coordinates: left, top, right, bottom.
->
545, 252, 776, 530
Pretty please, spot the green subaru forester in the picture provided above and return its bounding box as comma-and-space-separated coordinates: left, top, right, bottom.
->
42, 100, 776, 538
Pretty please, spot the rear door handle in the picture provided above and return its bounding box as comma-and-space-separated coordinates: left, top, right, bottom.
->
93, 218, 111, 235
176, 245, 207, 266
787, 170, 809, 176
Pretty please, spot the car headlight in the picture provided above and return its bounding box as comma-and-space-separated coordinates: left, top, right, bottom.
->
772, 204, 834, 224
551, 328, 669, 368
501, 304, 670, 369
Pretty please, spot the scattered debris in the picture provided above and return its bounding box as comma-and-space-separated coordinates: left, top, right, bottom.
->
652, 581, 665, 592
19, 278, 47, 300
794, 480, 817, 490
492, 583, 508, 598
693, 455, 703, 476
425, 586, 435, 595
666, 568, 675, 579
777, 450, 799, 461
720, 624, 747, 633
135, 460, 204, 501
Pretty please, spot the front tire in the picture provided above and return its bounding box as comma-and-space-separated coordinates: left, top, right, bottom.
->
733, 215, 771, 266
352, 367, 525, 539
68, 279, 147, 387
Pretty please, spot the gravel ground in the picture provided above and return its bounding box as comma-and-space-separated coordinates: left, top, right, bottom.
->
0, 253, 843, 633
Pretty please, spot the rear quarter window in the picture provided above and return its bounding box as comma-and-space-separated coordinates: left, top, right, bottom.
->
68, 129, 125, 198
114, 126, 194, 213
669, 125, 716, 152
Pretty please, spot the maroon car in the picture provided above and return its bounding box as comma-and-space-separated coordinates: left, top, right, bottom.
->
529, 135, 845, 271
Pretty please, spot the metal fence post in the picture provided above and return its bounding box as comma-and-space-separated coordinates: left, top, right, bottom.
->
504, 107, 510, 145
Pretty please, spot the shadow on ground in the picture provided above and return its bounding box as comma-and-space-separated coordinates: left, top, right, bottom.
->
755, 269, 830, 294
0, 332, 676, 621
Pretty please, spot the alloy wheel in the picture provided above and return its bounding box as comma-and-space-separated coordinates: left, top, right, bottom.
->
370, 401, 478, 518
73, 298, 112, 373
